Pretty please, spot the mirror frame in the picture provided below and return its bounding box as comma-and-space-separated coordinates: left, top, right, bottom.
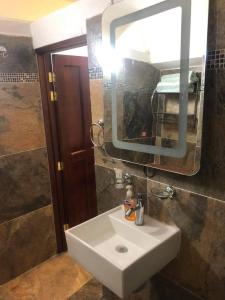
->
101, 0, 209, 175
110, 0, 191, 158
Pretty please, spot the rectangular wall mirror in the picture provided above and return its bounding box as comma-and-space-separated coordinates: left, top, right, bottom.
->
101, 0, 209, 175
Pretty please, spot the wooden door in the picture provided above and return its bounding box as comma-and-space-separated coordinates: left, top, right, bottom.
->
52, 54, 97, 228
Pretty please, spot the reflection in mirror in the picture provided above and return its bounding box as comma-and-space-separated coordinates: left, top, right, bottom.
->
102, 0, 209, 175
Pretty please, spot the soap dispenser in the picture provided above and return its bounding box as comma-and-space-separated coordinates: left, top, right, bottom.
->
135, 193, 144, 226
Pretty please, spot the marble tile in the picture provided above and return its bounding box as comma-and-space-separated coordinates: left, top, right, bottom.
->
204, 198, 225, 300
0, 205, 57, 284
215, 70, 225, 116
150, 275, 204, 300
95, 165, 125, 214
103, 88, 112, 141
147, 180, 225, 300
90, 79, 104, 123
94, 147, 148, 179
207, 0, 217, 51
103, 282, 151, 300
86, 15, 102, 69
69, 278, 102, 300
0, 148, 51, 224
71, 279, 151, 300
0, 253, 91, 300
90, 79, 105, 162
0, 35, 37, 73
214, 0, 225, 49
95, 165, 147, 214
0, 83, 46, 156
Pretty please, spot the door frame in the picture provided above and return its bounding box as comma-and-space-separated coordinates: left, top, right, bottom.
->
36, 35, 88, 252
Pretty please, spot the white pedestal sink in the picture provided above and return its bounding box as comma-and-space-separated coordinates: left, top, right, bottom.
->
66, 206, 181, 299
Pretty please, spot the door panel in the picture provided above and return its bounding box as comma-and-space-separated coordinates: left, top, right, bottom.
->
58, 65, 84, 150
69, 149, 95, 226
52, 54, 97, 228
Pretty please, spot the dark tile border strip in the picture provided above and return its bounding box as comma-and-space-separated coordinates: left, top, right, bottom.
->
0, 73, 39, 83
0, 48, 222, 83
88, 49, 225, 79
207, 49, 225, 69
89, 67, 103, 79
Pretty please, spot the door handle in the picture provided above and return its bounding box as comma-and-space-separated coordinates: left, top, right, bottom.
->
71, 149, 86, 156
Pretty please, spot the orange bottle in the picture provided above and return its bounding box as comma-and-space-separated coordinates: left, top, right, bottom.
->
124, 185, 136, 221
124, 199, 136, 221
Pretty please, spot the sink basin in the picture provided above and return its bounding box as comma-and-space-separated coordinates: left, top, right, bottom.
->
66, 206, 181, 298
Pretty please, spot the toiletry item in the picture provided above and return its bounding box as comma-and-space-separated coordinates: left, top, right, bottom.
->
124, 199, 136, 221
135, 193, 144, 226
114, 168, 124, 189
124, 185, 136, 221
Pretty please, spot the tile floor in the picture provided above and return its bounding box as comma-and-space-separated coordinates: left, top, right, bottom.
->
0, 253, 92, 300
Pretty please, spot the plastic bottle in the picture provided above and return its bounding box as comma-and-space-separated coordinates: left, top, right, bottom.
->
124, 185, 136, 221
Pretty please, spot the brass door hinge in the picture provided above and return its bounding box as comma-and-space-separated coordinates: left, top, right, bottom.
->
48, 72, 56, 83
50, 91, 57, 102
63, 223, 69, 231
57, 161, 64, 171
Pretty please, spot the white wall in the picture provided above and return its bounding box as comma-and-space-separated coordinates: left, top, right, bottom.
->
103, 0, 209, 68
30, 0, 113, 49
0, 18, 31, 36
54, 46, 88, 56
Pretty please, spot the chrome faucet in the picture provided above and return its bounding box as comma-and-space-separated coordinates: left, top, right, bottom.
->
125, 193, 144, 226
